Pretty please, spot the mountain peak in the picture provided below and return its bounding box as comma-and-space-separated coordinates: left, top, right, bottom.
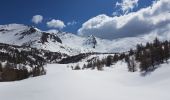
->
84, 35, 97, 48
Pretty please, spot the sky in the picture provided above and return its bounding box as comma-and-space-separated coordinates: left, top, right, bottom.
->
0, 0, 153, 31
1, 0, 170, 40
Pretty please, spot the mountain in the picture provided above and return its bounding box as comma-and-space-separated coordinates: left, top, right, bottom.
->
0, 24, 79, 55
55, 31, 167, 53
83, 35, 97, 48
1, 24, 170, 55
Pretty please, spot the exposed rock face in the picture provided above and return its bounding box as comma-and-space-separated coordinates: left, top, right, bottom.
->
40, 32, 62, 44
84, 35, 97, 48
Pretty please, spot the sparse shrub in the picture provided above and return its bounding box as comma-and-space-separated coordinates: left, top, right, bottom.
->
74, 64, 81, 70
32, 66, 46, 77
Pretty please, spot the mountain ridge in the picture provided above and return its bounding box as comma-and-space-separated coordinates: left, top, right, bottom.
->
1, 23, 170, 55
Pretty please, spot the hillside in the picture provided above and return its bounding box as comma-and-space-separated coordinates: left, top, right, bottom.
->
0, 43, 68, 81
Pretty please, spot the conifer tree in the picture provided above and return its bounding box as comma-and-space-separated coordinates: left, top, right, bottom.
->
106, 55, 112, 67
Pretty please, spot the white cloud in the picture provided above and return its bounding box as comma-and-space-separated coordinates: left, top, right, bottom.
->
46, 29, 59, 34
78, 0, 170, 40
47, 19, 66, 29
32, 15, 43, 24
67, 20, 77, 26
116, 0, 139, 14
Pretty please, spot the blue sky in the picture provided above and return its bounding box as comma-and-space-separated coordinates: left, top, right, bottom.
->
0, 0, 155, 33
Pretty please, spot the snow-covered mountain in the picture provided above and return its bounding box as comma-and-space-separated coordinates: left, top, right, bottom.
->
55, 30, 170, 53
1, 24, 170, 55
83, 35, 97, 48
0, 24, 80, 55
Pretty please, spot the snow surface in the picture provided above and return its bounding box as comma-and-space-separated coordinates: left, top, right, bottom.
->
0, 62, 170, 100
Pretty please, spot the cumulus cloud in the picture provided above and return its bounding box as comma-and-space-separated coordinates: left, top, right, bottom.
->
116, 0, 139, 14
46, 29, 59, 34
47, 19, 66, 29
78, 0, 170, 40
32, 15, 43, 24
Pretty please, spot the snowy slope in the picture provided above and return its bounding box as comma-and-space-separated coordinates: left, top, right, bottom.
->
0, 62, 170, 100
0, 24, 45, 46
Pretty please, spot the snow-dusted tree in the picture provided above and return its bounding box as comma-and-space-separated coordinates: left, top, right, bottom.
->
106, 55, 112, 67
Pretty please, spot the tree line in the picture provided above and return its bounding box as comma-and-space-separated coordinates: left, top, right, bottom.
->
0, 43, 67, 81
71, 38, 170, 72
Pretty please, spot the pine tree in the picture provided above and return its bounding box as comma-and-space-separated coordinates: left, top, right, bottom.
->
163, 40, 169, 62
129, 49, 134, 56
135, 44, 143, 61
140, 50, 152, 71
82, 64, 86, 70
113, 54, 119, 62
74, 64, 81, 70
153, 38, 160, 47
0, 63, 2, 72
106, 55, 112, 67
145, 42, 151, 49
119, 53, 125, 60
